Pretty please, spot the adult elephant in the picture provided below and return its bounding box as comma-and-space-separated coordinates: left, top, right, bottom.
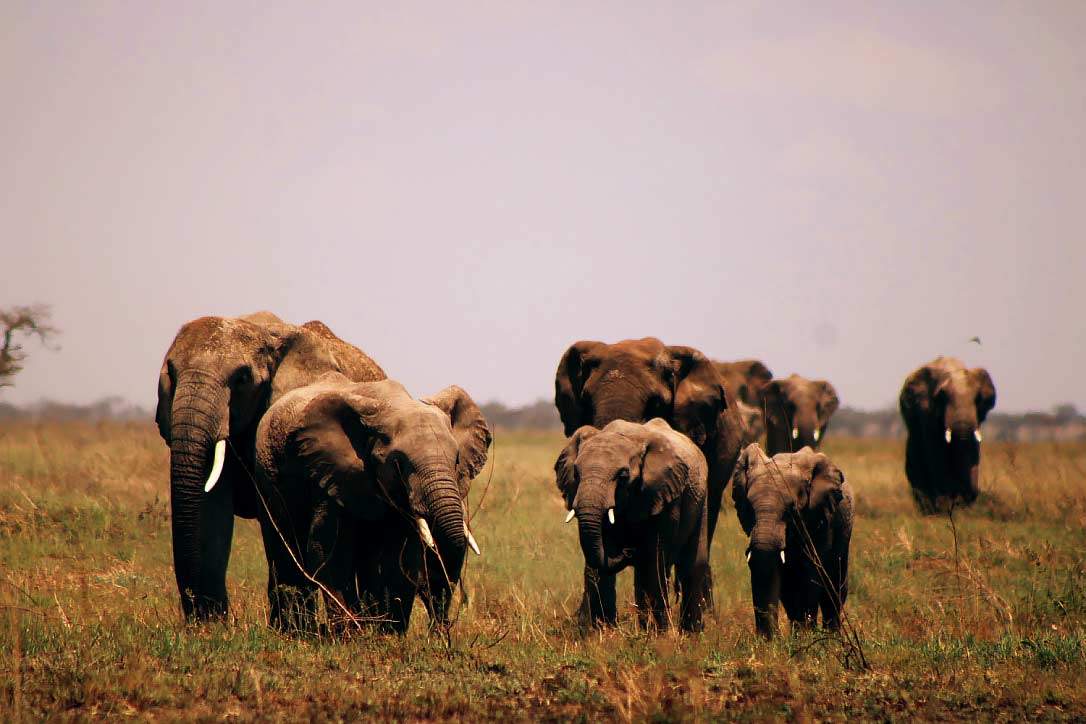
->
554, 338, 744, 615
254, 375, 491, 634
154, 312, 385, 620
763, 374, 839, 455
714, 359, 773, 445
899, 357, 995, 512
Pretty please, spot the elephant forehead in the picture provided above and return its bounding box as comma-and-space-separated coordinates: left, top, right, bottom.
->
578, 432, 639, 465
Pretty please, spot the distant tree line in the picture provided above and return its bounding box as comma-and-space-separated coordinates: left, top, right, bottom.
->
2, 396, 1084, 442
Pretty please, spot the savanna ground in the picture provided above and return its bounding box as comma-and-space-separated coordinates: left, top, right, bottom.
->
1, 423, 1084, 721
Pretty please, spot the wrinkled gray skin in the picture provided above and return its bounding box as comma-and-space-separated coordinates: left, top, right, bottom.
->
255, 376, 491, 635
556, 419, 709, 632
155, 312, 385, 620
714, 360, 774, 445
900, 357, 996, 513
731, 444, 853, 638
555, 338, 744, 619
763, 374, 839, 456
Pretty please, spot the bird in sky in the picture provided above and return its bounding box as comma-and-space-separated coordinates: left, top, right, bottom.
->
968, 336, 982, 345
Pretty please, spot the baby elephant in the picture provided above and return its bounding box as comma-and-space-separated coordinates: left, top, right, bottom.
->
555, 418, 709, 632
731, 444, 853, 638
254, 374, 491, 635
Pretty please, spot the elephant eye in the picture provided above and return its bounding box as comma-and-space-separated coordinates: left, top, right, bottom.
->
615, 469, 630, 485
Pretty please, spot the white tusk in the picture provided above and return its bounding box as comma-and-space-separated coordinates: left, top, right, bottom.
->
780, 550, 786, 564
608, 508, 615, 525
204, 439, 227, 492
465, 523, 481, 556
945, 428, 953, 444
813, 428, 821, 442
565, 509, 576, 524
417, 518, 436, 549
746, 551, 751, 563
974, 429, 983, 443
792, 427, 799, 440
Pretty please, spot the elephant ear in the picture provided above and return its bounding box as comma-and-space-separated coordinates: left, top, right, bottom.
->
555, 341, 603, 436
816, 380, 840, 420
423, 386, 493, 490
292, 390, 386, 519
554, 426, 600, 508
667, 346, 726, 447
807, 453, 846, 515
762, 379, 788, 427
972, 368, 996, 422
633, 426, 696, 520
730, 444, 763, 534
899, 365, 937, 422
155, 363, 173, 443
745, 361, 774, 403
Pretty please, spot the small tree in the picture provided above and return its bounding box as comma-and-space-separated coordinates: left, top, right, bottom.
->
0, 305, 59, 389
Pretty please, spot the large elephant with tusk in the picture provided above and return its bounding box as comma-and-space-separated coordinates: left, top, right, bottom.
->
555, 339, 745, 617
253, 375, 491, 635
899, 357, 995, 512
154, 312, 385, 621
762, 374, 839, 455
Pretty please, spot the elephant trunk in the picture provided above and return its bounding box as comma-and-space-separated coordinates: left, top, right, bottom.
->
169, 372, 233, 620
944, 423, 980, 503
748, 547, 783, 638
415, 467, 468, 625
591, 379, 646, 429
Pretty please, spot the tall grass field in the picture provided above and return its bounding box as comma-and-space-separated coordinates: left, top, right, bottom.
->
2, 422, 1084, 720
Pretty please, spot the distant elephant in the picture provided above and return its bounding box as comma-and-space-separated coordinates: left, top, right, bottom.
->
555, 338, 745, 613
714, 359, 774, 445
763, 374, 839, 455
154, 312, 385, 620
254, 375, 491, 635
899, 357, 996, 512
555, 418, 709, 632
731, 444, 853, 638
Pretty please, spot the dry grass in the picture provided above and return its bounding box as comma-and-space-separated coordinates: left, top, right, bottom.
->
1, 422, 1084, 720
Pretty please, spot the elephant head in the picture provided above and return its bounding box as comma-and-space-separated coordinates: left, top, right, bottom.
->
900, 357, 996, 505
731, 444, 847, 638
555, 339, 728, 448
287, 378, 491, 622
555, 419, 697, 575
714, 360, 773, 444
155, 312, 295, 619
763, 374, 839, 454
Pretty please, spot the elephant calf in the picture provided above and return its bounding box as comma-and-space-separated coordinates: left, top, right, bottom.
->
731, 444, 853, 638
555, 418, 710, 632
254, 374, 491, 635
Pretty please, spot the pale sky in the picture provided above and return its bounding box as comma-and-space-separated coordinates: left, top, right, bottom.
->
3, 2, 1083, 412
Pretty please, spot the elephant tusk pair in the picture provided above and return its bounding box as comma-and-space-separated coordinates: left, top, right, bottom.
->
562, 508, 615, 524
204, 439, 227, 493
744, 550, 786, 564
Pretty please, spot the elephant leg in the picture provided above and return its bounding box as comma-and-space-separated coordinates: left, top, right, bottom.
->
375, 535, 420, 634
820, 553, 849, 631
905, 434, 938, 514
676, 530, 709, 633
257, 511, 313, 634
579, 567, 617, 628
354, 524, 386, 623
633, 548, 670, 631
305, 499, 359, 637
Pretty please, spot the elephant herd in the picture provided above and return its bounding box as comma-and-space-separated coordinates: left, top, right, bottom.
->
155, 313, 996, 639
